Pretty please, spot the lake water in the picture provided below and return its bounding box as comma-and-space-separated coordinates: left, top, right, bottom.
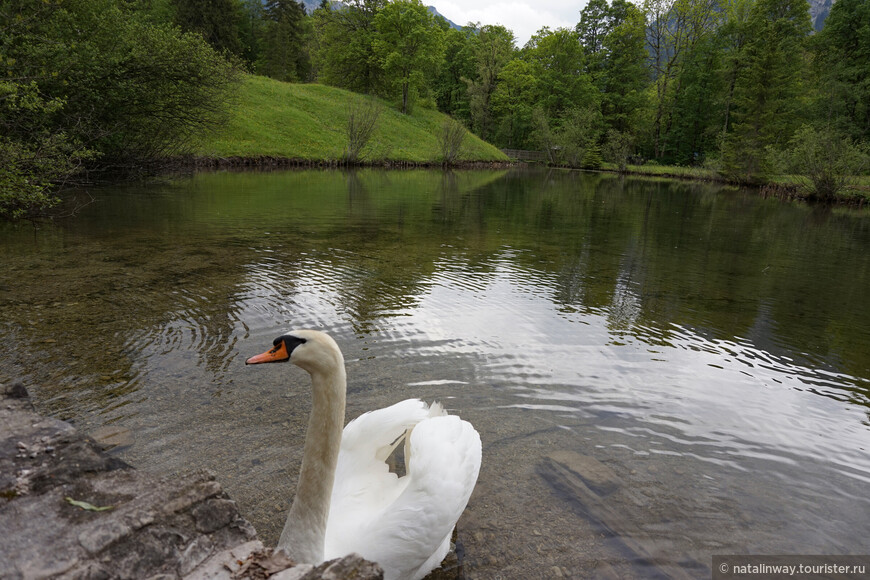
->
2, 168, 869, 579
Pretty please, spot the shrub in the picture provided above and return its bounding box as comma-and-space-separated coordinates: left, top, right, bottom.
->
0, 0, 240, 219
437, 118, 467, 166
343, 96, 382, 163
603, 129, 634, 172
787, 125, 869, 201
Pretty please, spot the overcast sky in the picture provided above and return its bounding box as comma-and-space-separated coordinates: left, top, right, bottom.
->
429, 1, 589, 47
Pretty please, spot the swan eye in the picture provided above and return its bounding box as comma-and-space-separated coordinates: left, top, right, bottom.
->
279, 335, 307, 354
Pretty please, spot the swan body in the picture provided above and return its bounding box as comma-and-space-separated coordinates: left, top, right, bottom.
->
246, 330, 481, 580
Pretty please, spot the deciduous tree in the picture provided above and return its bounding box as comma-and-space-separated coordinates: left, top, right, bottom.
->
373, 0, 444, 113
466, 24, 515, 141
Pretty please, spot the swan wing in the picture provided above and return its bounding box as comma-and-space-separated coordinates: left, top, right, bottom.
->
327, 413, 482, 580
327, 399, 437, 537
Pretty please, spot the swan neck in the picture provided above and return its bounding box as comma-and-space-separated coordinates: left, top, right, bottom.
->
278, 363, 346, 563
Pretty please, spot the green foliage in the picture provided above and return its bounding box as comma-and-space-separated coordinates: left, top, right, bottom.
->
313, 0, 386, 94
603, 129, 634, 172
581, 145, 603, 169
644, 0, 723, 159
597, 1, 649, 134
531, 107, 558, 163
577, 0, 612, 57
0, 0, 240, 219
783, 125, 870, 201
719, 0, 811, 183
466, 25, 516, 142
813, 0, 870, 142
555, 107, 604, 167
258, 0, 310, 81
663, 34, 724, 165
524, 27, 597, 119
432, 27, 476, 121
172, 0, 243, 55
373, 0, 444, 114
490, 59, 538, 147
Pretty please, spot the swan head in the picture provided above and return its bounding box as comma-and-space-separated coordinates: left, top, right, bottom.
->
245, 330, 344, 376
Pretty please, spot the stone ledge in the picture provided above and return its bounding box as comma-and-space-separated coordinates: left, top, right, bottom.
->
0, 384, 382, 580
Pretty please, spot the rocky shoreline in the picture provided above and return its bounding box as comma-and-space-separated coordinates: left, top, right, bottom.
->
0, 383, 382, 580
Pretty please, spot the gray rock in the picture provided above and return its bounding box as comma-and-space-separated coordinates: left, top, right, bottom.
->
0, 387, 382, 580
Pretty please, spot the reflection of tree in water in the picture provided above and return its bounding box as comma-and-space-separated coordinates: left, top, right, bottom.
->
2, 168, 869, 421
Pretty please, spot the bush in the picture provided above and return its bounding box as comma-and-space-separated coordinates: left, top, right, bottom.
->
603, 129, 634, 172
437, 118, 467, 166
344, 96, 382, 163
0, 0, 240, 219
556, 107, 603, 167
786, 125, 869, 201
581, 145, 603, 169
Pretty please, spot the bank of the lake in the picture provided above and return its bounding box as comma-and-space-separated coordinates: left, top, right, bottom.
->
190, 75, 868, 207
590, 163, 870, 207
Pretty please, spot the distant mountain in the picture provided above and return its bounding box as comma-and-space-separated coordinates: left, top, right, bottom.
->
427, 6, 462, 30
809, 0, 835, 31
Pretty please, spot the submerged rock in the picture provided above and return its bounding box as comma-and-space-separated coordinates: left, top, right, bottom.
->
0, 385, 382, 580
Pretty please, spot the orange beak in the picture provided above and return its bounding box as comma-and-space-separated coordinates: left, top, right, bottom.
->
245, 341, 290, 364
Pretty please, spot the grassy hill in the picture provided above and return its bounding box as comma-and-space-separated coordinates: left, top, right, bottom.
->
196, 75, 507, 164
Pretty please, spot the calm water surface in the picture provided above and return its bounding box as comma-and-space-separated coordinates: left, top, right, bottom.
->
2, 168, 869, 578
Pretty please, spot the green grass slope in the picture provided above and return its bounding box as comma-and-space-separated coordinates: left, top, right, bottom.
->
197, 75, 507, 163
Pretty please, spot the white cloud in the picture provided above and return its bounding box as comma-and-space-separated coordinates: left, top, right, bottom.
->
431, 1, 586, 47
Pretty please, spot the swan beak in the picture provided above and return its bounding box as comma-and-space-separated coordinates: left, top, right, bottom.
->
245, 341, 290, 364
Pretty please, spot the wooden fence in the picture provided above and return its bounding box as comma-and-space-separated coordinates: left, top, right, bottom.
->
501, 148, 547, 162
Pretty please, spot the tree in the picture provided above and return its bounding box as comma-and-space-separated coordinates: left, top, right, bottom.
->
555, 106, 604, 167
314, 0, 386, 94
523, 27, 597, 121
0, 0, 240, 219
603, 128, 634, 171
662, 34, 723, 164
466, 24, 515, 142
598, 0, 649, 134
433, 26, 477, 121
491, 59, 538, 147
173, 0, 243, 55
813, 0, 870, 142
644, 0, 723, 159
720, 0, 811, 182
373, 0, 444, 114
716, 0, 754, 143
437, 118, 467, 166
577, 0, 612, 59
259, 0, 310, 81
238, 0, 267, 66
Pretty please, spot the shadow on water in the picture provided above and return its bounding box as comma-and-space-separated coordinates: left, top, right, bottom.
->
1, 167, 869, 578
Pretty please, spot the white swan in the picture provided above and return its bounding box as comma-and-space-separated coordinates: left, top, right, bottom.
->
246, 330, 482, 580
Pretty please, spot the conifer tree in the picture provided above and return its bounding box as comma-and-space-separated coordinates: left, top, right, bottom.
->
173, 0, 243, 55
259, 0, 310, 81
720, 0, 811, 182
813, 0, 870, 141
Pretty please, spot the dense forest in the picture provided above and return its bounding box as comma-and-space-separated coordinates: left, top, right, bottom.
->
2, 0, 869, 219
